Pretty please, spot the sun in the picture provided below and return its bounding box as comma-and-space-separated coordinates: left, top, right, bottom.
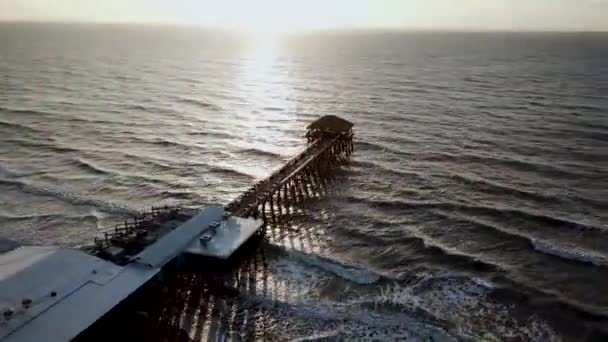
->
240, 13, 289, 39
222, 0, 322, 36
183, 0, 348, 36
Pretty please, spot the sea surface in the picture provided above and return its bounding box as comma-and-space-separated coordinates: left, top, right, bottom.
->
1, 23, 607, 341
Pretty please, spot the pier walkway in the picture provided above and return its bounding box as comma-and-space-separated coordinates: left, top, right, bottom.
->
226, 121, 354, 219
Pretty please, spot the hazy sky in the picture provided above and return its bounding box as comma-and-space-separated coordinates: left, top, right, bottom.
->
1, 0, 607, 32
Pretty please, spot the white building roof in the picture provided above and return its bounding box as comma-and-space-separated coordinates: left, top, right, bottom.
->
0, 206, 261, 341
0, 246, 158, 342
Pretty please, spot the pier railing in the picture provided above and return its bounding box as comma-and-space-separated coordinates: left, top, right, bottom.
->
93, 205, 182, 250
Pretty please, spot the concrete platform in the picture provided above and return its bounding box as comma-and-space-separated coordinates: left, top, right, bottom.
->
184, 216, 263, 259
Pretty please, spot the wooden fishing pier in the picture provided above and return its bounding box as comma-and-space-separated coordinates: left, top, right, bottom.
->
87, 114, 353, 265
0, 115, 355, 342
226, 115, 354, 220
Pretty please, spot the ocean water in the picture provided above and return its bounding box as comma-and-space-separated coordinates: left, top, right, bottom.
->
1, 23, 607, 340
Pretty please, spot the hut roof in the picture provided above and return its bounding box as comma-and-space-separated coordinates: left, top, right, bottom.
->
306, 115, 354, 132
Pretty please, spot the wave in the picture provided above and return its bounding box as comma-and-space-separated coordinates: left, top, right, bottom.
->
532, 240, 608, 268
368, 273, 561, 341
175, 96, 222, 111
355, 141, 415, 158
0, 212, 102, 229
447, 172, 557, 201
224, 252, 557, 341
351, 161, 604, 211
113, 152, 181, 172
434, 211, 608, 268
238, 148, 282, 159
261, 106, 284, 112
72, 157, 112, 176
54, 114, 123, 127
444, 171, 606, 208
0, 177, 137, 215
207, 165, 255, 180
355, 140, 594, 181
130, 135, 195, 149
402, 235, 505, 274
220, 284, 456, 341
290, 251, 381, 285
122, 103, 163, 112
349, 160, 428, 182
0, 163, 17, 178
334, 224, 502, 275
560, 103, 606, 113
0, 238, 20, 253
72, 148, 184, 173
187, 130, 234, 140
343, 216, 608, 320
2, 137, 80, 154
68, 155, 190, 191
149, 137, 185, 147
418, 151, 590, 179
347, 196, 605, 232
265, 243, 381, 285
0, 120, 43, 135
0, 107, 53, 117
354, 141, 587, 184
160, 190, 198, 200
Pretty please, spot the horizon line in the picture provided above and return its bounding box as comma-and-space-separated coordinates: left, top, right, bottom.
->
1, 19, 607, 34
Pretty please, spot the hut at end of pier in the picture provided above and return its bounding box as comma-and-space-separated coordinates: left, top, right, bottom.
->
306, 115, 354, 143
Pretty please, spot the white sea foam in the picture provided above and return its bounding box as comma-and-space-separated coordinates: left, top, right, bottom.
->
371, 272, 560, 341
274, 245, 381, 285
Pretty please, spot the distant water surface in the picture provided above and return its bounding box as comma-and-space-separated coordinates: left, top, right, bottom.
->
1, 23, 607, 340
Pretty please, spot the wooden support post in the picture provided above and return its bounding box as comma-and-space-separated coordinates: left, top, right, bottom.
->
295, 175, 304, 200
301, 174, 312, 198
261, 201, 267, 224
297, 176, 304, 202
313, 168, 323, 194
295, 176, 305, 201
283, 183, 290, 214
269, 197, 276, 223
304, 170, 314, 197
313, 168, 325, 194
310, 170, 318, 196
276, 188, 283, 215
290, 179, 299, 203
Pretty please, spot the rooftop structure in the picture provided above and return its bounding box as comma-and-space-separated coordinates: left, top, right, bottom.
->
306, 115, 354, 143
